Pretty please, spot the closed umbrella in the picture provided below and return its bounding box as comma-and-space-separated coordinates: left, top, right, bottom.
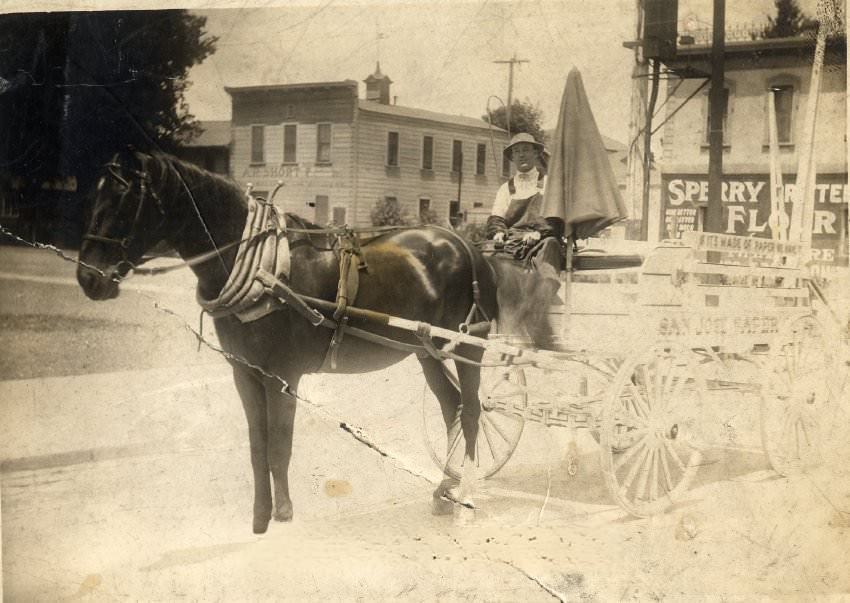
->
542, 68, 629, 240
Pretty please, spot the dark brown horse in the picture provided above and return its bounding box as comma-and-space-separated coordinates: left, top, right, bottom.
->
77, 150, 556, 533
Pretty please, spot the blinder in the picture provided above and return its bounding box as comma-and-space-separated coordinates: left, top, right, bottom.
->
83, 154, 166, 279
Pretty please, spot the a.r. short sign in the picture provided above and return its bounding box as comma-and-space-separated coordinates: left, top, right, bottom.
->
662, 173, 849, 276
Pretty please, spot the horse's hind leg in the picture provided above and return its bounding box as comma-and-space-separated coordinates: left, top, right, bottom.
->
233, 367, 272, 534
454, 346, 485, 507
419, 356, 462, 513
264, 378, 298, 523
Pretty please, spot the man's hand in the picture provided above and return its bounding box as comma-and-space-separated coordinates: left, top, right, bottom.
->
522, 231, 541, 244
493, 231, 506, 245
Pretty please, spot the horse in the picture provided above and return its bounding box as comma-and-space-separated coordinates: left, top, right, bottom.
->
76, 149, 557, 534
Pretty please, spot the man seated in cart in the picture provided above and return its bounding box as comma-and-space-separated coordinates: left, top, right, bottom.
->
485, 132, 564, 276
487, 69, 630, 278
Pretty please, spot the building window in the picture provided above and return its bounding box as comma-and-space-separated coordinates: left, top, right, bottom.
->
422, 135, 434, 170
387, 131, 399, 167
314, 195, 329, 224
332, 206, 347, 225
251, 125, 265, 164
283, 124, 297, 164
419, 197, 431, 221
502, 147, 511, 177
476, 143, 486, 175
449, 199, 461, 226
452, 140, 463, 173
768, 84, 795, 144
316, 123, 331, 163
704, 86, 729, 145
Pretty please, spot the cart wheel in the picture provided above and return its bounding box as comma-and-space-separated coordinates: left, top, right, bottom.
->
600, 343, 704, 517
422, 356, 526, 480
760, 316, 836, 476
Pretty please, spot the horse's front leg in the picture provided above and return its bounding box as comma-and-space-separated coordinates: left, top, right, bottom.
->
233, 367, 272, 534
265, 378, 298, 523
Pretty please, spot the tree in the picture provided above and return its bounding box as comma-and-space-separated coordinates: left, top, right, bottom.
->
0, 11, 216, 243
763, 0, 818, 38
482, 99, 544, 141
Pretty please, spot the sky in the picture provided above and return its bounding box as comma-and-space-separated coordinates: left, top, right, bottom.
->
179, 0, 823, 143
2, 0, 827, 143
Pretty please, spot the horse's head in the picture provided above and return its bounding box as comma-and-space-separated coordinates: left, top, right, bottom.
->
77, 150, 167, 300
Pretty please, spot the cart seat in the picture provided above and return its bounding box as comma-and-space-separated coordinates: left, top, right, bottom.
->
571, 249, 644, 272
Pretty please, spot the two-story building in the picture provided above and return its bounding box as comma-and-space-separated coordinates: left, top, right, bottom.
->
657, 31, 847, 278
226, 65, 510, 227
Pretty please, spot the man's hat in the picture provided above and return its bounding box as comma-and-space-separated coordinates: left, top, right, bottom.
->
503, 132, 547, 161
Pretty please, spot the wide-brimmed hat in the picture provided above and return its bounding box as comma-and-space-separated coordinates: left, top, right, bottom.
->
503, 132, 547, 161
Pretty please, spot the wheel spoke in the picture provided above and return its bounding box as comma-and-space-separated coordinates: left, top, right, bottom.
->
445, 419, 463, 464
614, 431, 651, 472
662, 437, 687, 473
627, 380, 652, 420
484, 411, 516, 446
649, 446, 660, 502
619, 440, 650, 496
659, 443, 674, 493
480, 415, 499, 462
638, 364, 654, 414
635, 443, 655, 501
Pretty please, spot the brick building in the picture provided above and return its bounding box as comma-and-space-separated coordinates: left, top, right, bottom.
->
658, 33, 847, 278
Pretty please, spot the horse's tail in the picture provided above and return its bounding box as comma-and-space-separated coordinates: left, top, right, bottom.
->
485, 256, 561, 348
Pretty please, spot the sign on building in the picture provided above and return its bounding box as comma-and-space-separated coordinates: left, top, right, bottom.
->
662, 173, 849, 277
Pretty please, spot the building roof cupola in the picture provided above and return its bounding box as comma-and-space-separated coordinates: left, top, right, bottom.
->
364, 62, 392, 104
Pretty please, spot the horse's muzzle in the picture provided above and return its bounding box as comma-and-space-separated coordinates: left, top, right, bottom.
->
77, 264, 120, 300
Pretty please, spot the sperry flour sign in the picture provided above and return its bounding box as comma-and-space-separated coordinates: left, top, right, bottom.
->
662, 173, 849, 276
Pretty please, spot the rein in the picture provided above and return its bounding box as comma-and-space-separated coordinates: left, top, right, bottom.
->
132, 222, 416, 276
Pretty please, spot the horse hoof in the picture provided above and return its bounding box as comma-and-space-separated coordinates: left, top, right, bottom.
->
253, 518, 270, 534
273, 502, 293, 522
273, 509, 293, 523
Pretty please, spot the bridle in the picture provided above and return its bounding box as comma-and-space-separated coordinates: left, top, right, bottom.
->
82, 156, 166, 278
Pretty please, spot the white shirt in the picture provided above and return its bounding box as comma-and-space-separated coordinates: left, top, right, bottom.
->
490, 167, 547, 218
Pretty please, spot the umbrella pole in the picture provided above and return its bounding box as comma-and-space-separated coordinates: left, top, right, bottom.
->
561, 237, 574, 343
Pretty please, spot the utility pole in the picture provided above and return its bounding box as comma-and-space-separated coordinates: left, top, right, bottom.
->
706, 0, 725, 233
493, 53, 529, 133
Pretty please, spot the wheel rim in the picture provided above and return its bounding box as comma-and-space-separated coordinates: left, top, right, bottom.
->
760, 316, 833, 476
422, 357, 526, 480
600, 344, 703, 517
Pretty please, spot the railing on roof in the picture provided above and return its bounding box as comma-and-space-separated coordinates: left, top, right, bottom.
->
678, 19, 845, 47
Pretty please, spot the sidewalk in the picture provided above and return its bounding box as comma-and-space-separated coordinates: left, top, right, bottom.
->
0, 362, 237, 472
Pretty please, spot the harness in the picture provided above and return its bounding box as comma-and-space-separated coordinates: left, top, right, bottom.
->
197, 183, 290, 322
88, 158, 492, 370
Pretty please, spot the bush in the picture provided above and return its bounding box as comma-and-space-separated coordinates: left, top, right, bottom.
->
418, 207, 441, 226
370, 197, 411, 226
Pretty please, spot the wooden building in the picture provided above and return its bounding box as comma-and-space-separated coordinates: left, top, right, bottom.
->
226, 65, 510, 227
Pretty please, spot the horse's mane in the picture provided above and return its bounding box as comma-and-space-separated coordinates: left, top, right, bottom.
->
284, 212, 322, 230
146, 152, 248, 210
